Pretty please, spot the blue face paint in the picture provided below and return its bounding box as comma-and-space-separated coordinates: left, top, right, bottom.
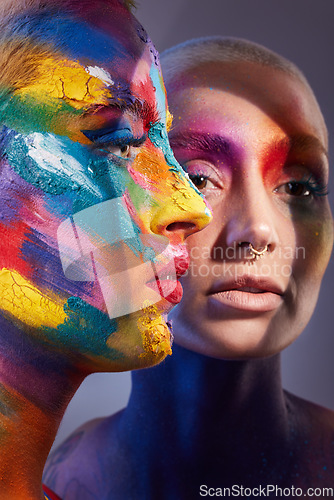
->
4, 132, 102, 199
57, 196, 176, 319
82, 127, 146, 148
7, 15, 127, 65
149, 63, 166, 121
43, 297, 121, 359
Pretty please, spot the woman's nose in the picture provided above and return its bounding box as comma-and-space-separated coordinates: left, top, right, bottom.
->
150, 182, 212, 244
225, 188, 279, 254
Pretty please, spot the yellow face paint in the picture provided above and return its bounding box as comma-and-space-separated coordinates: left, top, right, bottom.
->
15, 57, 111, 109
137, 302, 172, 356
0, 269, 66, 329
127, 143, 209, 234
166, 109, 173, 132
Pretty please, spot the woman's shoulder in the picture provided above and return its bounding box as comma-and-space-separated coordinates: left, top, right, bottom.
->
284, 390, 334, 431
282, 391, 334, 485
43, 410, 125, 499
284, 391, 334, 463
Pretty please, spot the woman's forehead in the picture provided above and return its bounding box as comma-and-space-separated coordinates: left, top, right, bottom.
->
0, 0, 159, 91
0, 9, 166, 137
18, 12, 147, 71
168, 61, 328, 153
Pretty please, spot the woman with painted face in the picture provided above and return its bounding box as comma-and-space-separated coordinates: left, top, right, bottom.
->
44, 37, 334, 498
0, 2, 211, 498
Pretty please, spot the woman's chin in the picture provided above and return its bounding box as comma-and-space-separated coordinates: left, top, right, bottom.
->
89, 301, 174, 372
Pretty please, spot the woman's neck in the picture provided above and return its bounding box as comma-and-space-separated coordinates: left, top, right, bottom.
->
0, 317, 85, 499
124, 344, 289, 481
129, 343, 287, 426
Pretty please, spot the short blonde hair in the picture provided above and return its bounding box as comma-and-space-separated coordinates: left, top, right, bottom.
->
161, 36, 327, 147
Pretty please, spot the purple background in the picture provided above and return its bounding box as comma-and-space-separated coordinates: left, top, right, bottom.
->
53, 0, 334, 450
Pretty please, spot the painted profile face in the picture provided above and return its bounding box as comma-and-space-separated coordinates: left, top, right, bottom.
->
0, 1, 211, 370
167, 60, 333, 359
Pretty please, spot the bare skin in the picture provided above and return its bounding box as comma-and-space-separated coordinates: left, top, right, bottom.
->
44, 60, 334, 499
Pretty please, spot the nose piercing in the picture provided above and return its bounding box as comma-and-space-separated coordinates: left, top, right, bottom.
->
247, 243, 268, 260
238, 242, 269, 261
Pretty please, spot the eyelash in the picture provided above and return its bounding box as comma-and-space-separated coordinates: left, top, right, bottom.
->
103, 135, 147, 149
188, 172, 329, 203
83, 126, 147, 160
181, 160, 223, 192
188, 173, 211, 190
278, 175, 329, 198
95, 134, 146, 156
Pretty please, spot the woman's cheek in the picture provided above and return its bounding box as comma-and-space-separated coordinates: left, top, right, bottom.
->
293, 208, 333, 280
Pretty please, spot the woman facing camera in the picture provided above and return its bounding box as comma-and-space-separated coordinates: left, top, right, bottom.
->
0, 2, 211, 499
44, 38, 334, 498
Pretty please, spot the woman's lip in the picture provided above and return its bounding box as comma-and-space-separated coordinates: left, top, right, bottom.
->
170, 250, 190, 277
143, 246, 189, 306
174, 257, 189, 278
164, 280, 183, 304
209, 276, 285, 296
146, 277, 183, 304
153, 247, 189, 279
208, 289, 283, 313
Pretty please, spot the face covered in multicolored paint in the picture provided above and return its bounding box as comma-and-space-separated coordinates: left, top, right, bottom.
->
0, 0, 211, 371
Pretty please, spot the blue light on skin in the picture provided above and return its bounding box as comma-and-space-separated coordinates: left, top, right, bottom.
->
149, 63, 167, 126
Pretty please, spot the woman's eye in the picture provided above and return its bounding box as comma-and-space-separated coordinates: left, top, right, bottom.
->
283, 181, 311, 197
82, 127, 147, 161
181, 160, 223, 196
106, 144, 131, 158
276, 177, 328, 199
189, 174, 209, 190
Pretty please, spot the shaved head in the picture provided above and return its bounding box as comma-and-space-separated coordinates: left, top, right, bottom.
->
161, 36, 327, 145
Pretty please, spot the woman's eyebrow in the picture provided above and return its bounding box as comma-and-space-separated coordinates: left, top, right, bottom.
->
270, 135, 328, 158
84, 97, 160, 127
169, 132, 235, 157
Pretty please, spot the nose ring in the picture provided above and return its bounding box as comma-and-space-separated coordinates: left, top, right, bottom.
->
238, 242, 269, 261
247, 243, 268, 260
